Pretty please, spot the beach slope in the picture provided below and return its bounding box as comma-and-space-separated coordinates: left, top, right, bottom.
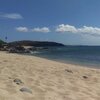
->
0, 52, 100, 100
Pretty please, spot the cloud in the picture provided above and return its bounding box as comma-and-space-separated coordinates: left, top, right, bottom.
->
56, 24, 100, 36
0, 13, 23, 19
56, 24, 77, 33
78, 26, 100, 35
16, 24, 100, 36
16, 27, 50, 33
32, 27, 50, 33
16, 27, 28, 32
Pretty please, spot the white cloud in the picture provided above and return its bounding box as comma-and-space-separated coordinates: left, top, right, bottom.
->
56, 24, 100, 36
56, 24, 77, 33
16, 27, 28, 32
78, 26, 100, 35
16, 27, 50, 33
0, 13, 23, 19
16, 24, 100, 36
32, 27, 50, 33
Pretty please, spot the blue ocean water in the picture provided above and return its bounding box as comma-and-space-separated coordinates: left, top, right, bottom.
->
32, 46, 100, 68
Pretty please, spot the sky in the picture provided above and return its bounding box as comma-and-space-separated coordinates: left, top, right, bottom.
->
1, 0, 100, 45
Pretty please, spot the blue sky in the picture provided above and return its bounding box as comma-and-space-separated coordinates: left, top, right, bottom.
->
1, 0, 100, 45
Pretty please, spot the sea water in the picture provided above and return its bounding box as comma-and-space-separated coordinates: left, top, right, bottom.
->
32, 46, 100, 68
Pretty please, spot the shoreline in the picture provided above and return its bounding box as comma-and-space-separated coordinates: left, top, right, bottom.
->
19, 51, 100, 70
5, 51, 100, 70
0, 51, 100, 100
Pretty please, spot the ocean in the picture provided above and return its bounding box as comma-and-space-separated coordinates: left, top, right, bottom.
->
31, 46, 100, 68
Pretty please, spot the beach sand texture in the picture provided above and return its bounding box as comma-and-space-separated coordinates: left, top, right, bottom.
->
0, 51, 100, 100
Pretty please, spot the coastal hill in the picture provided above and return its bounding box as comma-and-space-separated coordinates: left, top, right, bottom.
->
8, 40, 64, 47
0, 40, 64, 53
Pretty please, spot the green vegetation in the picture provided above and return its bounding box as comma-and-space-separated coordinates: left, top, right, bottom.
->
8, 40, 64, 47
0, 39, 5, 45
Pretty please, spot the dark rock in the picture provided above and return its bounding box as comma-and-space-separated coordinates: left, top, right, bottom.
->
65, 69, 73, 73
14, 78, 23, 85
8, 47, 17, 53
83, 76, 88, 79
20, 87, 32, 94
8, 46, 25, 53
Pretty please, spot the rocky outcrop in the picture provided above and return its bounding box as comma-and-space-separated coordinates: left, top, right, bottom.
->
8, 46, 30, 53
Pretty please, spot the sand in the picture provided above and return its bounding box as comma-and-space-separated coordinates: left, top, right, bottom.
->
0, 51, 100, 100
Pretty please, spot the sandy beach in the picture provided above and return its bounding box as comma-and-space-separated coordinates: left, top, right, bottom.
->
0, 51, 100, 100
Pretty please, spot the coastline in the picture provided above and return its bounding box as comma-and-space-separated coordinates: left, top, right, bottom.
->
0, 51, 100, 100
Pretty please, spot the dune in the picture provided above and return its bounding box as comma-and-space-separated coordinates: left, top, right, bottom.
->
0, 51, 100, 100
